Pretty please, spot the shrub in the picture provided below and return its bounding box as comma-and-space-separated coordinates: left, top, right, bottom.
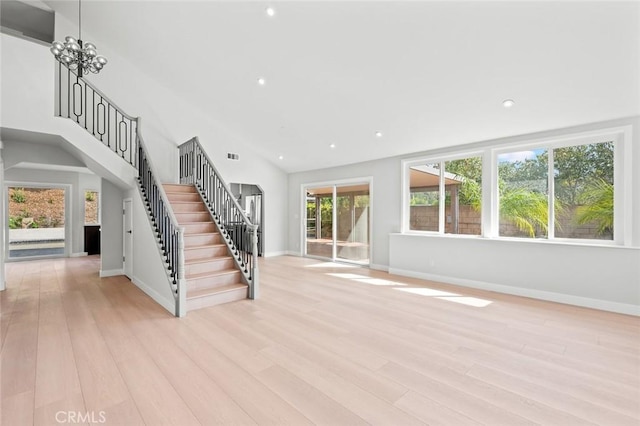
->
10, 188, 26, 203
9, 216, 22, 229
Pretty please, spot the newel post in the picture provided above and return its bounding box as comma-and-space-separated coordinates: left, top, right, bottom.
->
176, 227, 187, 317
249, 224, 259, 299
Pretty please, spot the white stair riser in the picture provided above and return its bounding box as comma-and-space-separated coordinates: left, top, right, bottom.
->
176, 212, 211, 223
187, 271, 242, 292
163, 184, 197, 193
185, 246, 228, 261
172, 203, 207, 213
166, 193, 201, 202
184, 233, 222, 247
185, 258, 235, 276
187, 287, 248, 311
183, 223, 216, 234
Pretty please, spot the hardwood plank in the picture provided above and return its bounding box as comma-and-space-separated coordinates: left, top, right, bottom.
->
34, 290, 85, 416
256, 365, 368, 425
259, 344, 424, 425
378, 361, 535, 425
249, 317, 408, 404
454, 346, 639, 415
467, 364, 639, 425
1, 390, 35, 426
60, 290, 139, 416
395, 390, 481, 426
2, 255, 638, 426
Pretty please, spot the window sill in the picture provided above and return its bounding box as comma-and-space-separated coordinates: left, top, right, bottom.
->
397, 232, 638, 250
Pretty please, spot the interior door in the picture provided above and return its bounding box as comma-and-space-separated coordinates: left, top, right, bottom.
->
123, 199, 133, 278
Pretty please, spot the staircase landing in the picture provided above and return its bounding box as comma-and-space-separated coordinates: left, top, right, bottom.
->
164, 184, 248, 311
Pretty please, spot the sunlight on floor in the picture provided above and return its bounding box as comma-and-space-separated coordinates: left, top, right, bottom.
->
323, 271, 493, 307
305, 262, 357, 269
396, 287, 493, 307
327, 273, 408, 286
394, 287, 457, 297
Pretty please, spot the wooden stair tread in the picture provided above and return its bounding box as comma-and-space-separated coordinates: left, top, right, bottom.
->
187, 283, 247, 299
186, 269, 240, 280
185, 256, 232, 265
184, 232, 221, 237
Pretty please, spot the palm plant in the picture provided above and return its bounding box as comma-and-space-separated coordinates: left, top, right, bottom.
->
500, 189, 549, 237
575, 179, 613, 235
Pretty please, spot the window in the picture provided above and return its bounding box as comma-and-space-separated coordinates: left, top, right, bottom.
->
408, 156, 482, 235
402, 126, 628, 245
84, 190, 99, 224
553, 142, 614, 240
498, 141, 614, 241
498, 149, 549, 238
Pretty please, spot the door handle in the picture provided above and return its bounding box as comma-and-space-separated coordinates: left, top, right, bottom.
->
127, 230, 132, 234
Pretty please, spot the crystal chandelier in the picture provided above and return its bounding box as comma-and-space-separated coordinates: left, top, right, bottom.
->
50, 0, 107, 77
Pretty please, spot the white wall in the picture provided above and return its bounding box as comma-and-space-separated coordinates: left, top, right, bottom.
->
100, 179, 123, 275
288, 117, 640, 314
2, 139, 85, 169
128, 188, 176, 315
389, 234, 640, 315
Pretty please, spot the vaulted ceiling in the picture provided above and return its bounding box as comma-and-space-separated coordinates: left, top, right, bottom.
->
43, 1, 639, 173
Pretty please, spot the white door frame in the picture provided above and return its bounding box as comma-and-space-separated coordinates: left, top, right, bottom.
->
301, 176, 373, 265
123, 198, 133, 278
4, 181, 72, 261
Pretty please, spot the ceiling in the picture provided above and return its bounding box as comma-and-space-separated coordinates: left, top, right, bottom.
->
43, 1, 639, 173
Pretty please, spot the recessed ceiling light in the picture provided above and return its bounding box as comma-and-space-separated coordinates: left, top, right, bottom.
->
502, 99, 515, 108
329, 143, 336, 148
278, 155, 284, 160
375, 131, 383, 138
265, 7, 276, 17
257, 77, 266, 86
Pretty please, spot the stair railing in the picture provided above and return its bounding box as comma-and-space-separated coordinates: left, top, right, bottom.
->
178, 137, 259, 299
137, 127, 187, 315
55, 60, 137, 166
54, 59, 187, 316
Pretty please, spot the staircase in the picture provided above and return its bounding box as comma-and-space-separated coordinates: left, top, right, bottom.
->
164, 183, 249, 311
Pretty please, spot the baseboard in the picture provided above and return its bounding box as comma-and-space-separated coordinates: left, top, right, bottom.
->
131, 275, 176, 316
70, 252, 88, 257
264, 251, 287, 258
285, 250, 302, 257
388, 268, 640, 316
369, 263, 389, 272
100, 269, 124, 278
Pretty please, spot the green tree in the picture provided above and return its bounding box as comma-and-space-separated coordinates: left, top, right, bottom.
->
554, 142, 613, 205
445, 157, 482, 209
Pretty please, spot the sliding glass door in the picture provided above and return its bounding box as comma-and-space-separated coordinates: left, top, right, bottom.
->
305, 182, 370, 265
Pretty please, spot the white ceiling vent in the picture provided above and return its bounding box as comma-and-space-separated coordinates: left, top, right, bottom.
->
227, 152, 240, 160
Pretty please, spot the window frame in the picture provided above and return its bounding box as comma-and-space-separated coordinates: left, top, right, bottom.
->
402, 125, 632, 246
84, 189, 100, 226
402, 150, 485, 236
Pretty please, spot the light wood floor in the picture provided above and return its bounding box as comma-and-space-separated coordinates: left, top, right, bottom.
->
1, 255, 638, 425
